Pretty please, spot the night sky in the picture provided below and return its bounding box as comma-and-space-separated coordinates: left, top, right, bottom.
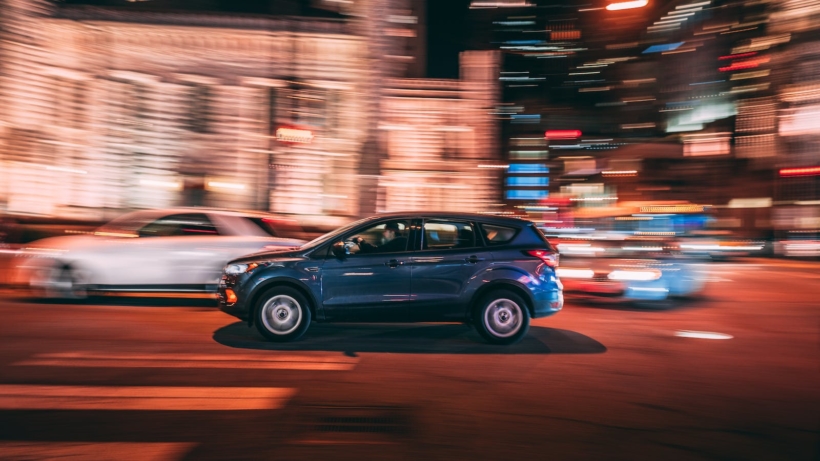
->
426, 0, 472, 78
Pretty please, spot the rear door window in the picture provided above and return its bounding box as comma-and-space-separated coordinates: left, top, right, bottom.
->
422, 221, 478, 250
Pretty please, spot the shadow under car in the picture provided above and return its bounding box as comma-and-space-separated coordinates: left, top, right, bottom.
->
212, 322, 606, 355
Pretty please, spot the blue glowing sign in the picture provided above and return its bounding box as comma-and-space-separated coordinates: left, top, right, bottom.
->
506, 189, 548, 200
507, 177, 549, 187
508, 164, 549, 173
642, 42, 683, 54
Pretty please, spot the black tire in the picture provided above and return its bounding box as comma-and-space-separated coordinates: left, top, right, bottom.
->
474, 289, 530, 345
254, 286, 312, 342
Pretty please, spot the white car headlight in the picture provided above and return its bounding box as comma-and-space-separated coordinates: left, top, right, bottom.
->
225, 263, 258, 275
556, 268, 595, 279
608, 269, 662, 281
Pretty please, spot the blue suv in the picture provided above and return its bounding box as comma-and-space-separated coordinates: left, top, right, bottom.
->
218, 212, 563, 345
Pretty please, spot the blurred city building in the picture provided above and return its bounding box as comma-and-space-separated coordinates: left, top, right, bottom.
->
0, 0, 502, 226
468, 0, 819, 250
378, 51, 501, 212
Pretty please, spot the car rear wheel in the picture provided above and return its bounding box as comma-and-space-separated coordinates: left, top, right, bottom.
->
255, 287, 311, 342
474, 289, 530, 345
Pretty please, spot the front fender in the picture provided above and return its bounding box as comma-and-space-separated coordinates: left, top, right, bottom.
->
242, 268, 323, 322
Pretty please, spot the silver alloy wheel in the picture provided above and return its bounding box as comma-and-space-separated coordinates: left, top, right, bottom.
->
483, 298, 523, 338
260, 294, 302, 335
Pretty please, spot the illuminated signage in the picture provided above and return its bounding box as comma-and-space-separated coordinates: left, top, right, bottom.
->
276, 128, 314, 144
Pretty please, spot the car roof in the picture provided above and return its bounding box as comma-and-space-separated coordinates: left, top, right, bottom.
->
126, 207, 279, 218
368, 211, 533, 226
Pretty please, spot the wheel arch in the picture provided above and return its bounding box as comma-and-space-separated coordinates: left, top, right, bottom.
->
247, 277, 319, 326
470, 280, 535, 318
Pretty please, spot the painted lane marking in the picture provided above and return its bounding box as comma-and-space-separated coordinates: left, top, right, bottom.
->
0, 385, 295, 411
674, 330, 733, 340
0, 442, 195, 461
15, 351, 358, 371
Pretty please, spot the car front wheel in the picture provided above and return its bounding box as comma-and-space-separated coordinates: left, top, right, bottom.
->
474, 289, 530, 345
255, 287, 311, 342
31, 263, 88, 301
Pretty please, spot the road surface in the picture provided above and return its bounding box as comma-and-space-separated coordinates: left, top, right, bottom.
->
0, 259, 817, 460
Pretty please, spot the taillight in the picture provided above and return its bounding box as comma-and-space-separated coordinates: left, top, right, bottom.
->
524, 249, 559, 268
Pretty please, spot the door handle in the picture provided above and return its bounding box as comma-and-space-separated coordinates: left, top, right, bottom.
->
465, 255, 485, 264
386, 259, 403, 268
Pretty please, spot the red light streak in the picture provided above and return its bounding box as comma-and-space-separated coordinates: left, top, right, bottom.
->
545, 130, 582, 139
719, 57, 770, 72
718, 51, 757, 60
779, 166, 820, 177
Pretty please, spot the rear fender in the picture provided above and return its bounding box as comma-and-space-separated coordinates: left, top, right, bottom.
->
466, 267, 538, 317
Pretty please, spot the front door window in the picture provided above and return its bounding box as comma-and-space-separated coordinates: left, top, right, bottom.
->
320, 219, 415, 321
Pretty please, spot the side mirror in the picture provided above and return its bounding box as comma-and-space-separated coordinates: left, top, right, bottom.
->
331, 241, 346, 258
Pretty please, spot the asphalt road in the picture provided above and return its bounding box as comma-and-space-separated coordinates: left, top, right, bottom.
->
0, 259, 817, 461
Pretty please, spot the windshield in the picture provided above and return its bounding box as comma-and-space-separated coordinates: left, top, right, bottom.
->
94, 211, 160, 236
300, 216, 376, 251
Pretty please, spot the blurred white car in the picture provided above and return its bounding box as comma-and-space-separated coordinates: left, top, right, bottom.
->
556, 237, 706, 305
11, 208, 305, 299
678, 230, 766, 260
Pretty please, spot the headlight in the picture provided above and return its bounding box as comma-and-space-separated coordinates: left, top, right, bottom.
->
224, 263, 258, 275
556, 268, 594, 279
608, 269, 662, 281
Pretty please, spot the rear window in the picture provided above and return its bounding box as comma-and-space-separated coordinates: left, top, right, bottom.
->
478, 223, 519, 246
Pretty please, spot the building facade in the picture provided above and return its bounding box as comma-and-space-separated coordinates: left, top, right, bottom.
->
0, 0, 502, 224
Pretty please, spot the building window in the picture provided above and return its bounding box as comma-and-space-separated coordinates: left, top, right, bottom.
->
53, 77, 86, 129
290, 87, 327, 128
268, 87, 278, 136
187, 84, 211, 133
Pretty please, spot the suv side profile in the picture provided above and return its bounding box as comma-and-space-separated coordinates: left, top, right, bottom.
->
218, 212, 563, 345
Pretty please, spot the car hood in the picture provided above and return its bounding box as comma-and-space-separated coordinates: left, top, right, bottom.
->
228, 247, 308, 264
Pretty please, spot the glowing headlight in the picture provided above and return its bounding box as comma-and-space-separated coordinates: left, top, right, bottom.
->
224, 263, 258, 275
608, 269, 662, 281
556, 268, 595, 279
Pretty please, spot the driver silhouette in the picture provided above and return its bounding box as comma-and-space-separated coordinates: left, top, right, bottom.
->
356, 222, 408, 253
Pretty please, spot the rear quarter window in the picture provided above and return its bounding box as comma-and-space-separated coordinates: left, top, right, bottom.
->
478, 223, 519, 246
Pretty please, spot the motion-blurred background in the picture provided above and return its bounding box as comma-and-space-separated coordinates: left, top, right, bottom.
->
0, 0, 817, 256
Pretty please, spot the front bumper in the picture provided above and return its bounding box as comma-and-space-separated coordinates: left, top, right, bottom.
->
561, 278, 672, 301
562, 279, 625, 297
217, 275, 250, 321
